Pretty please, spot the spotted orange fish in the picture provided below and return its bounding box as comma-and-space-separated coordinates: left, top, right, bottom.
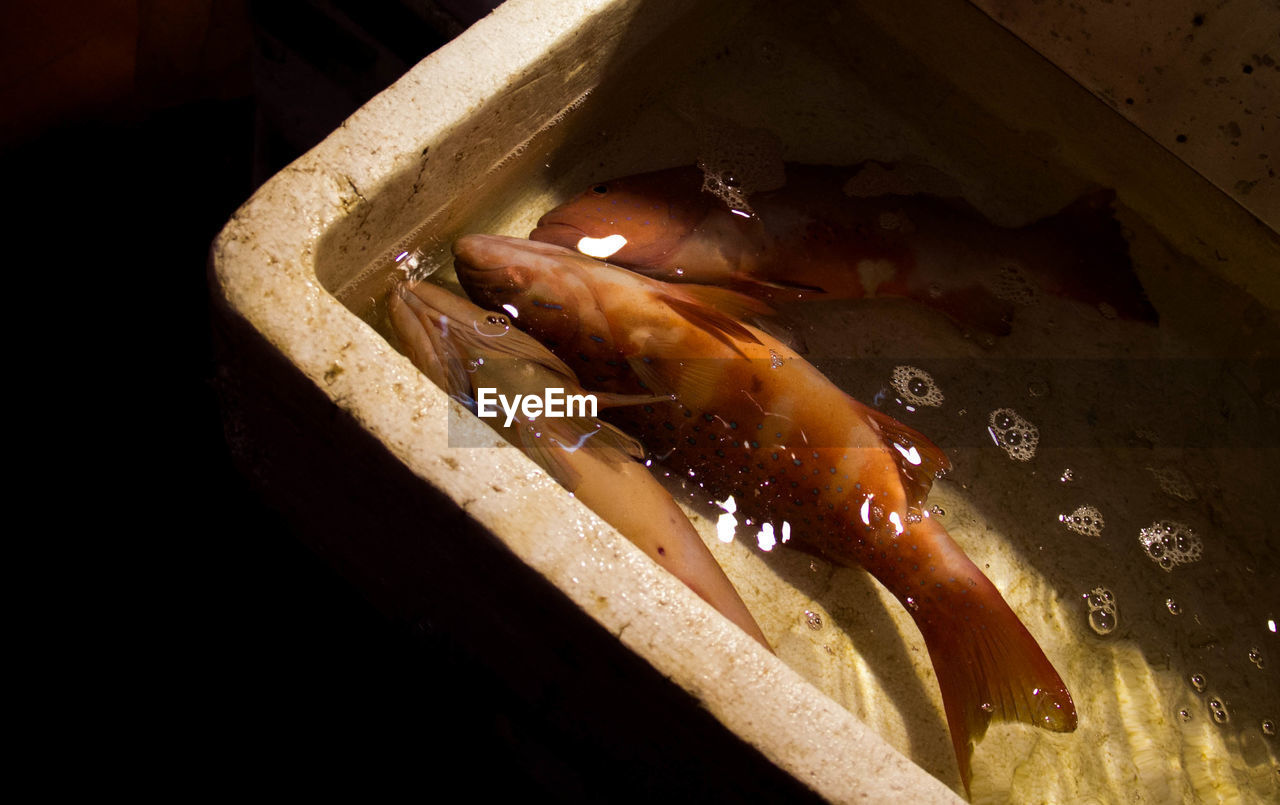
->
454, 234, 1077, 794
388, 279, 771, 650
530, 163, 1156, 338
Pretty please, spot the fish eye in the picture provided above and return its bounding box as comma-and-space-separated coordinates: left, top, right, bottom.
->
591, 184, 609, 195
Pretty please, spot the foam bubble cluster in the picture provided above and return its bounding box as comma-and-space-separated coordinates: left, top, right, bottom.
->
694, 120, 786, 214
990, 260, 1041, 306
1060, 505, 1105, 536
891, 365, 944, 407
1147, 465, 1197, 501
1083, 586, 1118, 635
1138, 519, 1203, 571
988, 408, 1040, 461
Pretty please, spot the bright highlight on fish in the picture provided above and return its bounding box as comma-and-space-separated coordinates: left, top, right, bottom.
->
576, 233, 628, 258
453, 233, 1077, 795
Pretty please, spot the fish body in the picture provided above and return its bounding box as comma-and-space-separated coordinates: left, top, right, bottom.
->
388, 280, 771, 650
454, 234, 1077, 793
530, 163, 1156, 337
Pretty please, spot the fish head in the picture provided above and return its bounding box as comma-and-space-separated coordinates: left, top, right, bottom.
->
388, 277, 575, 400
530, 168, 711, 270
453, 234, 622, 353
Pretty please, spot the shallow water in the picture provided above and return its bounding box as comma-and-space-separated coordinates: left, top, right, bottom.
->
332, 1, 1278, 798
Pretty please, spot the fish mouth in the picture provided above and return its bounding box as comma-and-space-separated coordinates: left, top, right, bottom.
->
389, 281, 463, 389
528, 219, 588, 250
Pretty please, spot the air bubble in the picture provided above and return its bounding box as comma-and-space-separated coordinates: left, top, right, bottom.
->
1166, 598, 1182, 615
1209, 698, 1230, 724
987, 408, 1039, 461
1089, 609, 1117, 635
905, 596, 919, 612
1027, 379, 1050, 397
1248, 647, 1265, 668
1190, 673, 1207, 693
1060, 505, 1105, 537
1083, 586, 1118, 635
890, 365, 944, 407
769, 350, 783, 369
1139, 519, 1203, 571
1033, 689, 1074, 729
1263, 719, 1276, 737
981, 702, 995, 714
1178, 708, 1193, 722
1060, 468, 1074, 482
805, 610, 823, 630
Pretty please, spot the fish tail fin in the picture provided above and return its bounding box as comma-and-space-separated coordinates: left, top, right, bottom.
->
1028, 189, 1158, 323
910, 518, 1076, 795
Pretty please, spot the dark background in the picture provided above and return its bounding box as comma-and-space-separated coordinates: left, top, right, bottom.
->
3, 2, 822, 798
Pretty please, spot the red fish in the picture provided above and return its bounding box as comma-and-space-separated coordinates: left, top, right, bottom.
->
530, 163, 1156, 338
388, 280, 771, 650
454, 234, 1077, 794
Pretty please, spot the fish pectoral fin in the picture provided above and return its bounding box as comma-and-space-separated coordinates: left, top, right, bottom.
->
862, 405, 952, 506
659, 290, 762, 356
624, 354, 725, 411
625, 355, 680, 399
513, 421, 585, 492
569, 418, 647, 461
552, 415, 647, 462
512, 416, 647, 490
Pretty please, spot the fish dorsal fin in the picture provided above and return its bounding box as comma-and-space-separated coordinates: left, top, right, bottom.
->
861, 405, 952, 506
731, 275, 830, 297
677, 283, 776, 319
659, 289, 762, 356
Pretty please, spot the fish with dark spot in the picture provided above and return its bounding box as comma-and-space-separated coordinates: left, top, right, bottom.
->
530, 163, 1157, 338
455, 234, 1077, 794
